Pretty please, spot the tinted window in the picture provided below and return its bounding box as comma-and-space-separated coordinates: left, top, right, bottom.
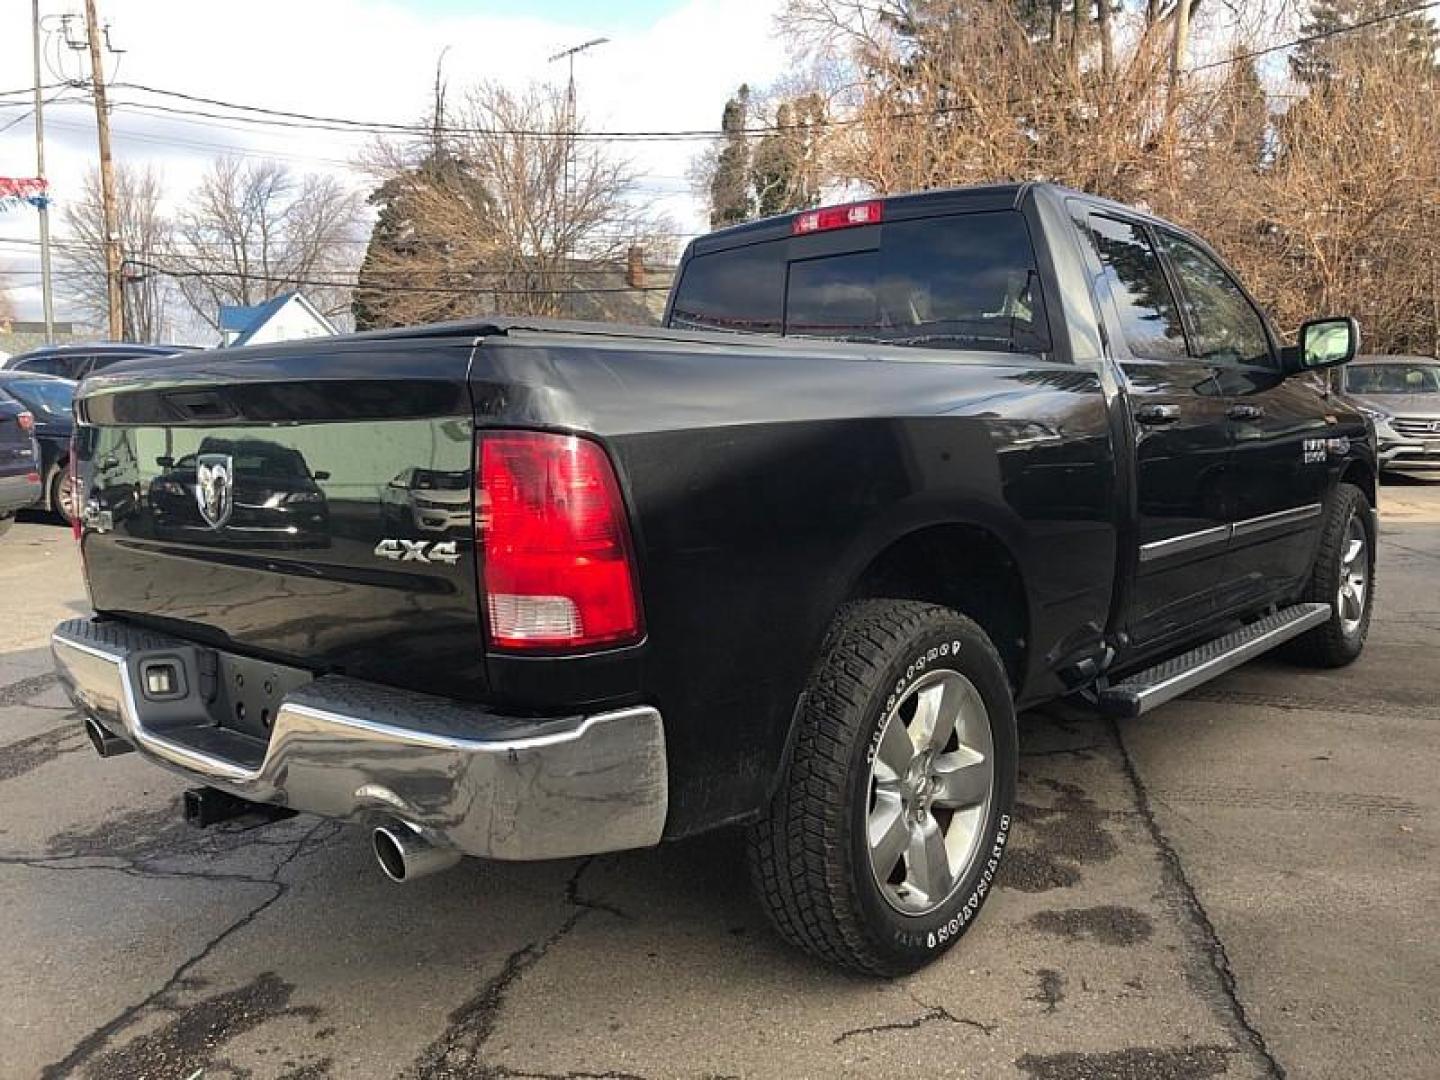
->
785, 213, 1048, 352
1084, 215, 1187, 361
85, 354, 132, 374
670, 242, 785, 334
1157, 232, 1271, 367
669, 210, 1048, 354
16, 355, 74, 378
2, 379, 74, 416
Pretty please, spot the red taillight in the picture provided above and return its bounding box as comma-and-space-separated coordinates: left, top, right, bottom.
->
16, 411, 34, 434
478, 431, 643, 651
792, 199, 884, 235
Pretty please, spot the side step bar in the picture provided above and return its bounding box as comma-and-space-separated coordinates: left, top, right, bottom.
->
1095, 603, 1331, 718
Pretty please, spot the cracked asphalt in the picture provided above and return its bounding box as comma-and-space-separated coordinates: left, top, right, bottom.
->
2, 479, 1437, 1080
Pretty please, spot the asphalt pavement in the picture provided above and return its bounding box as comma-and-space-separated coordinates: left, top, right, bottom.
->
1, 479, 1436, 1079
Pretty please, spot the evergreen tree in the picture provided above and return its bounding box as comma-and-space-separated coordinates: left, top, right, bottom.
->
1215, 55, 1269, 169
750, 94, 826, 218
1290, 0, 1438, 86
709, 86, 754, 229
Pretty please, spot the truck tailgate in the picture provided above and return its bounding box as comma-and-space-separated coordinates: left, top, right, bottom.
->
74, 338, 488, 700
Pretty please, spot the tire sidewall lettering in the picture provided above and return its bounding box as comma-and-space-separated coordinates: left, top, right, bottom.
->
868, 639, 962, 766
893, 815, 1011, 952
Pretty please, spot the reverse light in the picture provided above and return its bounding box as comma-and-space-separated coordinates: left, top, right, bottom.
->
792, 199, 884, 235
478, 431, 643, 652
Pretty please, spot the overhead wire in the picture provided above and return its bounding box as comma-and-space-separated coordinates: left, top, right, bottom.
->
84, 0, 1440, 143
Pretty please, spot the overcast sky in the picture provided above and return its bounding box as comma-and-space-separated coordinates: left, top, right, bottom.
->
0, 0, 791, 327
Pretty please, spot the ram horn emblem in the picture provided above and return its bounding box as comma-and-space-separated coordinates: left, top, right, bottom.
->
194, 454, 234, 529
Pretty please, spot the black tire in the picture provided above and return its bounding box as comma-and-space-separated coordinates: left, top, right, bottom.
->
747, 600, 1017, 975
1283, 482, 1375, 667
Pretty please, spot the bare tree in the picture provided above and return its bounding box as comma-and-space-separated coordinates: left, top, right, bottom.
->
760, 0, 1438, 355
355, 81, 674, 327
59, 164, 173, 342
170, 158, 364, 332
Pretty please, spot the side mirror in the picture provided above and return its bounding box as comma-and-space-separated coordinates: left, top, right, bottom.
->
1283, 316, 1359, 375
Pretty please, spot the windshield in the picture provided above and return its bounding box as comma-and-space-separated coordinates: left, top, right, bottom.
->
3, 378, 74, 416
1345, 363, 1440, 395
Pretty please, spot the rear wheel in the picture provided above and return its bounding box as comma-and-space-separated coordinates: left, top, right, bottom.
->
1284, 482, 1374, 667
49, 466, 76, 525
747, 600, 1017, 975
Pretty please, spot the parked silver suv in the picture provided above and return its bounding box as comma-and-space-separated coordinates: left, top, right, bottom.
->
1338, 356, 1440, 473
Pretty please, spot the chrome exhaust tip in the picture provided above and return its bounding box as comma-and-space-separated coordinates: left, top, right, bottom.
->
372, 822, 460, 883
84, 715, 134, 758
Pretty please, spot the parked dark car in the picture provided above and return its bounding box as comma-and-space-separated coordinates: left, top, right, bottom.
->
0, 372, 77, 522
0, 387, 42, 538
54, 183, 1375, 975
3, 341, 196, 381
1335, 355, 1440, 473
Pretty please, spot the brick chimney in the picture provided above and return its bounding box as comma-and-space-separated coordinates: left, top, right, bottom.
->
625, 245, 646, 289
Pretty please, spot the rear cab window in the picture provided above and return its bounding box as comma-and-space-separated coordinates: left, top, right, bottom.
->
669, 209, 1050, 355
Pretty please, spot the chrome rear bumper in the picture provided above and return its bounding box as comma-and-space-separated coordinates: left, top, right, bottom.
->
52, 618, 667, 861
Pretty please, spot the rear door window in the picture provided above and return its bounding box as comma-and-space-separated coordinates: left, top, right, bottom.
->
669, 209, 1049, 354
1083, 215, 1188, 361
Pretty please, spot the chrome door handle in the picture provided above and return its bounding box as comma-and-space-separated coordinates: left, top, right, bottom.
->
1134, 402, 1181, 425
1227, 404, 1265, 421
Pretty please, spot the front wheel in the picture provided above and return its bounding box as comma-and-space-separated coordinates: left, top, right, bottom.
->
1284, 482, 1375, 667
747, 600, 1017, 975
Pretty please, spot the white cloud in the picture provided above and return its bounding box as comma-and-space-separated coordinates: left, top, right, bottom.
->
0, 0, 790, 325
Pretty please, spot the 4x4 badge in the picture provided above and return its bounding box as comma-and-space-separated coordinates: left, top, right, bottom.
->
194, 454, 234, 529
374, 538, 460, 565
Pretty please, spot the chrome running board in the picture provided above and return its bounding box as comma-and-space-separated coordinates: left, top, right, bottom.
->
1096, 603, 1332, 718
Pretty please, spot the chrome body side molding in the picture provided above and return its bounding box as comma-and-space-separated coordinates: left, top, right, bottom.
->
1140, 503, 1323, 562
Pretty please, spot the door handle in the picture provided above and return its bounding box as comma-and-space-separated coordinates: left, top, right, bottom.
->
1227, 404, 1265, 421
1134, 402, 1181, 425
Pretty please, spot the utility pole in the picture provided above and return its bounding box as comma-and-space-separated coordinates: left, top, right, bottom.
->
31, 0, 55, 344
82, 0, 124, 339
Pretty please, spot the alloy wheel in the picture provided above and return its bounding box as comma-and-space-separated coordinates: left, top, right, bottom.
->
865, 668, 995, 916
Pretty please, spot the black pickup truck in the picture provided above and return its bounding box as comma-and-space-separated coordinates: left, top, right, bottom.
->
54, 183, 1376, 975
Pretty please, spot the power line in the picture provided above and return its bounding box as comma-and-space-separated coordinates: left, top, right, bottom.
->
0, 81, 69, 98
1188, 0, 1440, 74
86, 2, 1440, 144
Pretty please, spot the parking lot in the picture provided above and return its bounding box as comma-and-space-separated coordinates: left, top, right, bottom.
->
0, 479, 1435, 1080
